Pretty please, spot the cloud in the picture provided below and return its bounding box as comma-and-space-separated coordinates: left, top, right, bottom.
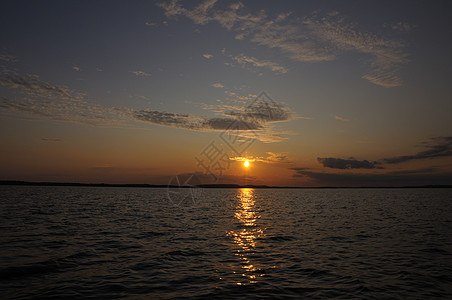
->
0, 70, 83, 101
231, 54, 288, 74
133, 92, 296, 142
157, 1, 409, 87
362, 72, 402, 88
203, 53, 213, 59
265, 151, 288, 162
314, 136, 452, 177
211, 82, 224, 88
386, 21, 413, 32
201, 92, 298, 142
230, 151, 289, 164
73, 66, 81, 72
145, 22, 157, 27
133, 109, 262, 131
384, 136, 452, 164
131, 71, 151, 77
0, 68, 131, 126
217, 93, 295, 123
291, 167, 452, 187
229, 2, 244, 11
317, 157, 382, 169
0, 68, 295, 142
41, 138, 62, 142
335, 115, 349, 122
133, 110, 202, 129
0, 53, 17, 63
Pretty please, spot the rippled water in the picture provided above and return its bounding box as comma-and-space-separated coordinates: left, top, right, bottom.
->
0, 186, 451, 299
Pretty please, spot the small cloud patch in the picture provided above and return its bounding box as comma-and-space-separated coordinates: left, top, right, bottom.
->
131, 71, 151, 77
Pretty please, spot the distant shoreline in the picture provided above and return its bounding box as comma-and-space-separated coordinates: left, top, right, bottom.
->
1, 180, 451, 189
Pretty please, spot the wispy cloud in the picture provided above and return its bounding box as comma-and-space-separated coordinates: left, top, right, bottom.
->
203, 53, 213, 59
134, 92, 297, 142
131, 71, 151, 77
157, 0, 409, 87
145, 22, 157, 27
0, 70, 83, 101
386, 21, 413, 32
315, 137, 452, 171
317, 157, 381, 169
0, 67, 296, 142
73, 66, 81, 72
230, 151, 289, 164
211, 82, 224, 88
0, 68, 131, 126
41, 138, 62, 142
384, 136, 452, 164
291, 167, 452, 187
361, 73, 402, 88
0, 53, 17, 63
335, 115, 349, 122
230, 54, 288, 74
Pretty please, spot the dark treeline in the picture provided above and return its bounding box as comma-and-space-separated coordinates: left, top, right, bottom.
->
1, 180, 451, 189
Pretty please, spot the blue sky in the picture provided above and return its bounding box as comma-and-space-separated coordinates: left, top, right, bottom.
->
1, 0, 452, 186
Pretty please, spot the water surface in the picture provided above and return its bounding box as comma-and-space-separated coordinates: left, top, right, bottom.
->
0, 186, 451, 298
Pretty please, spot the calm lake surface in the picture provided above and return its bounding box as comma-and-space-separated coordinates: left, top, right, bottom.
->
0, 186, 451, 299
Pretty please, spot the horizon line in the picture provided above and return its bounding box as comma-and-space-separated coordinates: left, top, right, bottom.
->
1, 180, 451, 189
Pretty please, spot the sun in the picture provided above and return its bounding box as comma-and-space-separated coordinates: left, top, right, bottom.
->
244, 160, 250, 168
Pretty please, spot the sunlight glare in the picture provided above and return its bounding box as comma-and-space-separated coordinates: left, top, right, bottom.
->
244, 160, 250, 168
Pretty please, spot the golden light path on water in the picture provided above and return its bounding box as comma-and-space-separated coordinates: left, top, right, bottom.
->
227, 188, 265, 285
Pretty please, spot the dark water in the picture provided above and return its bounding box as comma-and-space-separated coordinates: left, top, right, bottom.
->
0, 186, 451, 299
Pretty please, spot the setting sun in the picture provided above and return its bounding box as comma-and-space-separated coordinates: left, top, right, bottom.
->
244, 160, 250, 168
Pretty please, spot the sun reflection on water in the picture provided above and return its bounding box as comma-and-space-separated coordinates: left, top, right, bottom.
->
227, 188, 265, 284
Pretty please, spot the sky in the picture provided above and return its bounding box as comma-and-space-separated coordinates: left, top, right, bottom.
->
1, 0, 452, 187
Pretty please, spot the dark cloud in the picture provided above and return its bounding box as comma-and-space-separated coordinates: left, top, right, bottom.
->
133, 110, 198, 128
132, 109, 262, 131
132, 93, 295, 142
291, 167, 452, 186
224, 101, 290, 123
384, 136, 452, 164
204, 117, 262, 130
317, 157, 382, 169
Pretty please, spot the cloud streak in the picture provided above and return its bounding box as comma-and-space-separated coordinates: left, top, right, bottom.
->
291, 167, 452, 187
384, 136, 452, 164
133, 92, 296, 142
0, 70, 83, 101
0, 67, 296, 142
211, 82, 224, 88
0, 68, 131, 126
131, 71, 151, 77
335, 115, 349, 122
317, 157, 381, 169
230, 152, 289, 164
157, 0, 409, 87
316, 136, 452, 171
231, 54, 288, 74
0, 53, 17, 63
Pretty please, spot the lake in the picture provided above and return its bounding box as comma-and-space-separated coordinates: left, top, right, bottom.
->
0, 186, 451, 299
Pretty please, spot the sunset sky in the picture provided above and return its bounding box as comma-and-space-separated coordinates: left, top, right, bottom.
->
1, 0, 452, 186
